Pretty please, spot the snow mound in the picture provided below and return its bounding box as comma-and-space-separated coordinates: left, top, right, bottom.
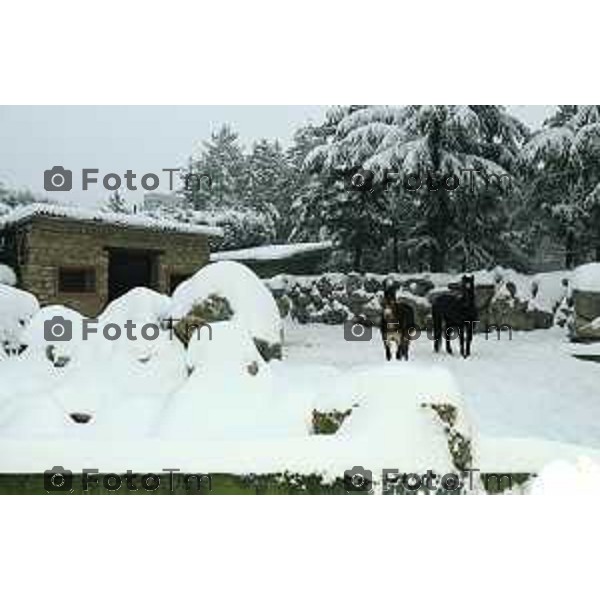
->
20, 305, 85, 359
170, 260, 282, 348
529, 457, 600, 495
99, 287, 171, 326
572, 263, 600, 293
334, 365, 476, 476
160, 362, 276, 441
0, 264, 16, 286
0, 284, 39, 356
187, 320, 263, 372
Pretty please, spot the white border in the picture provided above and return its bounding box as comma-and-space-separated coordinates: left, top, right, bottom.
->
1, 1, 597, 104
3, 1, 599, 596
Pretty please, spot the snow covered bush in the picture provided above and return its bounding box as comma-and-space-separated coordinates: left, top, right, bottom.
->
315, 364, 480, 494
20, 305, 86, 367
0, 284, 39, 358
172, 294, 233, 345
99, 286, 171, 326
170, 261, 283, 361
160, 321, 276, 440
529, 457, 600, 495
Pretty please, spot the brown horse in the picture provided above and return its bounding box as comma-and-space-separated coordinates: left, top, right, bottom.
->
380, 282, 416, 361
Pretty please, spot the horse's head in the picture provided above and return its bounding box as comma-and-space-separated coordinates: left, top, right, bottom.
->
383, 281, 399, 304
461, 274, 475, 292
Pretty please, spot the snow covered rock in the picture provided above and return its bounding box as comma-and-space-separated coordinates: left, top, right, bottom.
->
99, 287, 170, 326
170, 261, 283, 361
570, 263, 600, 341
0, 264, 17, 287
0, 285, 39, 358
20, 305, 85, 367
486, 281, 553, 332
529, 457, 600, 495
186, 320, 264, 375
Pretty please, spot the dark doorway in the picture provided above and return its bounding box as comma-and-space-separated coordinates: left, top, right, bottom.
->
107, 248, 158, 301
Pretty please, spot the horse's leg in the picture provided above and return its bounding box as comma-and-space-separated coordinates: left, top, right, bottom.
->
433, 311, 442, 353
466, 325, 472, 358
384, 338, 392, 361
459, 325, 466, 358
445, 325, 453, 355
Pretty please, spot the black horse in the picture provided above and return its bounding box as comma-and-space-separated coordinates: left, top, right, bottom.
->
431, 275, 477, 358
380, 282, 416, 361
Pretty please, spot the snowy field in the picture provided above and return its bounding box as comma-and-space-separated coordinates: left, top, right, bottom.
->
284, 322, 600, 449
2, 260, 600, 485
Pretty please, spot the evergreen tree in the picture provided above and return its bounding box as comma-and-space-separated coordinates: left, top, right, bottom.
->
182, 125, 247, 210
299, 106, 392, 271
245, 139, 291, 240
524, 105, 600, 266
300, 105, 526, 271
106, 189, 128, 213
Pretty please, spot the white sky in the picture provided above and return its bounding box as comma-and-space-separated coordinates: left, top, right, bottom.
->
0, 105, 555, 208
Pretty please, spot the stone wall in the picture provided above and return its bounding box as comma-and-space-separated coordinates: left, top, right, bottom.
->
266, 271, 558, 333
17, 216, 210, 316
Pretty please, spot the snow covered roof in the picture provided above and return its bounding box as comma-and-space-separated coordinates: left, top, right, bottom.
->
211, 241, 333, 262
0, 203, 223, 237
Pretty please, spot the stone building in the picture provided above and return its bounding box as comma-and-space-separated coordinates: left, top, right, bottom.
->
0, 203, 222, 316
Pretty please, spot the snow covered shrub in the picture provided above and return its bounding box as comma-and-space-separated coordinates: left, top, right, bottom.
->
0, 264, 17, 287
421, 402, 472, 472
186, 320, 264, 373
332, 365, 480, 494
0, 284, 38, 358
311, 408, 351, 435
170, 261, 283, 361
160, 325, 276, 440
172, 294, 233, 346
99, 287, 170, 326
529, 457, 600, 495
20, 305, 85, 366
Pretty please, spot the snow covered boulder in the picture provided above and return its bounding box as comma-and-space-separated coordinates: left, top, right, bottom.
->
161, 323, 276, 440
186, 320, 264, 375
20, 305, 86, 367
486, 281, 553, 331
329, 365, 480, 493
570, 263, 600, 342
0, 264, 17, 287
99, 286, 171, 326
0, 284, 39, 358
170, 261, 283, 361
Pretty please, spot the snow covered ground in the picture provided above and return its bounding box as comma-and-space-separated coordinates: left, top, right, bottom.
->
283, 322, 600, 449
1, 260, 599, 484
1, 317, 599, 477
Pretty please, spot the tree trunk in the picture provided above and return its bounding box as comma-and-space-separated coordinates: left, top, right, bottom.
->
391, 232, 399, 272
565, 231, 575, 269
353, 245, 363, 272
